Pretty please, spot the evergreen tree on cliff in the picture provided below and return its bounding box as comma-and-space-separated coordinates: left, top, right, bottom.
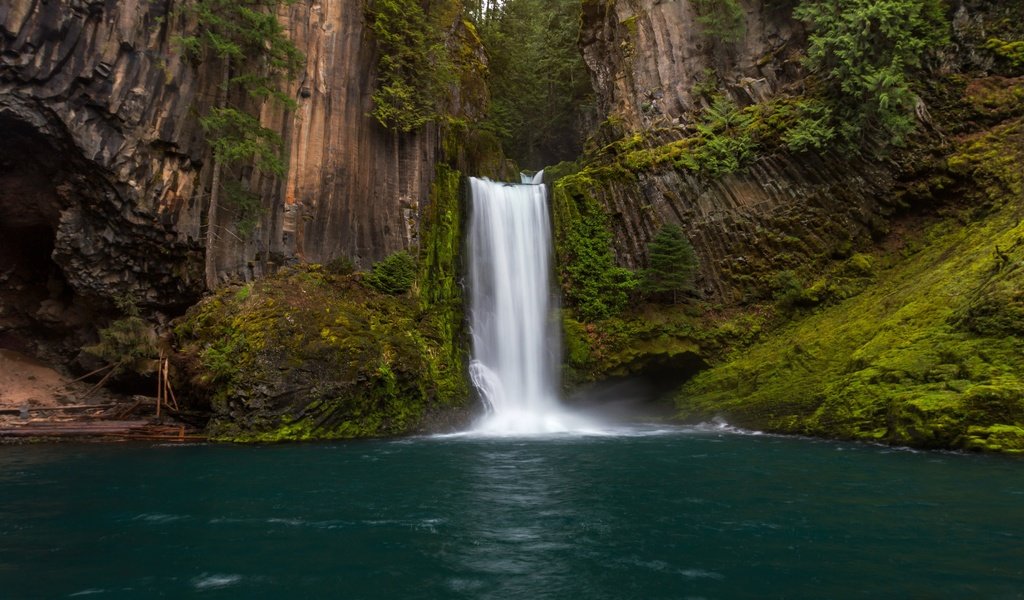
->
172, 0, 304, 289
641, 224, 698, 303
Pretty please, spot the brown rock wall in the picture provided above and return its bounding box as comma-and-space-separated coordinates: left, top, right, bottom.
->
577, 0, 898, 304
581, 0, 804, 130
0, 0, 474, 309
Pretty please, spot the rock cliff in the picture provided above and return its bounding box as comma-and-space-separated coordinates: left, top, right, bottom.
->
564, 0, 1024, 452
0, 0, 479, 359
569, 0, 904, 304
580, 0, 804, 131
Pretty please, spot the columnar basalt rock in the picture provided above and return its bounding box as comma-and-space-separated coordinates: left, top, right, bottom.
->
0, 0, 476, 322
576, 154, 893, 304
574, 0, 897, 303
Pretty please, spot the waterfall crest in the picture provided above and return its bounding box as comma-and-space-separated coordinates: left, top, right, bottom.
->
467, 172, 594, 434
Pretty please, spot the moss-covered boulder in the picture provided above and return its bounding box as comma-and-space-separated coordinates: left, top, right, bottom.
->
174, 265, 470, 441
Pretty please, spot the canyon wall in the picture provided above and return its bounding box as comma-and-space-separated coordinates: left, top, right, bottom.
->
0, 0, 469, 317
580, 0, 805, 132
573, 0, 899, 303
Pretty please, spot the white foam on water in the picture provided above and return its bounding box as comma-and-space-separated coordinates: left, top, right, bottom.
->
192, 573, 243, 590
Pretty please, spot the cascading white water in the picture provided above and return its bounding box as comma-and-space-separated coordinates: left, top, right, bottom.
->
468, 172, 595, 434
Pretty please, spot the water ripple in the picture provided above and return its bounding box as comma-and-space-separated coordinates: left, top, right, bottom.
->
191, 573, 243, 590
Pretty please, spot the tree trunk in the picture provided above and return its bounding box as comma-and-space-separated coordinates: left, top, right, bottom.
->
204, 56, 230, 291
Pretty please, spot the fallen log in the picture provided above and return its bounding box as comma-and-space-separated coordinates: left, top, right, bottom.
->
0, 420, 205, 441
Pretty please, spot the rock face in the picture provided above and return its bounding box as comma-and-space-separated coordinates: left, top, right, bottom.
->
0, 0, 478, 360
1, 0, 207, 310
570, 0, 899, 303
587, 154, 893, 303
580, 0, 805, 131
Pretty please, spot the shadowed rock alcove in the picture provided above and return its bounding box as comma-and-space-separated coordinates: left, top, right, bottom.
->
0, 112, 101, 363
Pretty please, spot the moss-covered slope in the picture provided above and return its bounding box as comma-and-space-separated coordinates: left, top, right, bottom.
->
677, 111, 1024, 453
174, 264, 469, 441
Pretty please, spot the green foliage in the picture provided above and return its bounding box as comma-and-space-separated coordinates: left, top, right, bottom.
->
173, 0, 304, 235
220, 179, 263, 236
781, 98, 836, 152
676, 116, 1024, 453
202, 110, 287, 175
85, 297, 159, 375
641, 224, 698, 302
174, 266, 468, 441
175, 0, 303, 73
553, 172, 639, 321
985, 38, 1024, 70
794, 0, 949, 146
476, 0, 595, 167
692, 96, 756, 176
366, 0, 454, 132
364, 251, 418, 295
325, 256, 356, 276
771, 270, 811, 311
693, 0, 745, 42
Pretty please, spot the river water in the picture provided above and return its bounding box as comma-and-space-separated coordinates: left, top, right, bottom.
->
1, 427, 1021, 598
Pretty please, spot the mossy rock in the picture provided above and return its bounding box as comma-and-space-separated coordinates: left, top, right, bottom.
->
174, 265, 470, 442
676, 189, 1024, 452
669, 82, 1024, 453
962, 424, 1024, 454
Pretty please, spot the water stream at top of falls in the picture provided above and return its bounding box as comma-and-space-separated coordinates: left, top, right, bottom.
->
467, 172, 596, 434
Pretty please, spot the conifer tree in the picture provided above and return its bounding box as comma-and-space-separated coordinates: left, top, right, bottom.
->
641, 224, 698, 303
172, 0, 304, 289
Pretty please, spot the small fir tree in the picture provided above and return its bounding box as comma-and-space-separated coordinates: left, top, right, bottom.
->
641, 224, 698, 303
84, 296, 160, 375
364, 251, 418, 295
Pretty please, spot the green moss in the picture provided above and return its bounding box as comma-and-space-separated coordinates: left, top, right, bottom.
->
676, 165, 1024, 452
963, 424, 1024, 454
551, 168, 639, 321
560, 302, 725, 388
175, 264, 468, 442
984, 37, 1024, 70
593, 94, 842, 181
417, 162, 470, 406
947, 116, 1024, 201
621, 15, 639, 37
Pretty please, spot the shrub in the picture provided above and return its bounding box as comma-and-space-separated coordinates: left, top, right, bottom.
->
794, 0, 948, 146
773, 270, 812, 311
84, 297, 159, 374
692, 96, 756, 177
782, 98, 837, 152
364, 251, 417, 294
693, 0, 745, 42
325, 255, 356, 276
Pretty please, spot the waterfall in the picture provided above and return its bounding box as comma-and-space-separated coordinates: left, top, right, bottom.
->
467, 172, 594, 434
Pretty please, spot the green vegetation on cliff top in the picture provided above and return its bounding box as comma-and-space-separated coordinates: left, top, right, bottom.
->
473, 0, 594, 167
366, 0, 456, 132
